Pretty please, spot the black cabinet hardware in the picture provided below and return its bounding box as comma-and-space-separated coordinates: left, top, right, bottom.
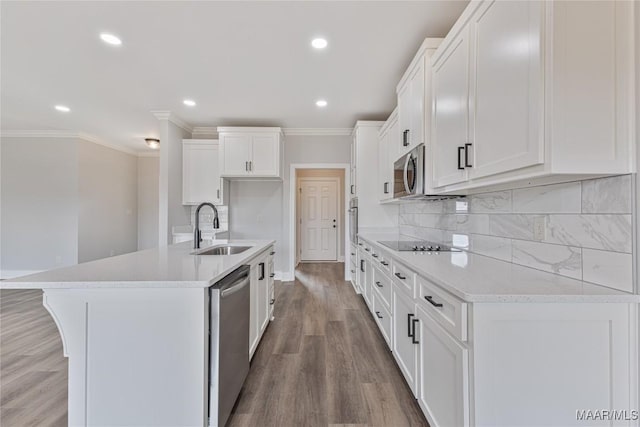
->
259, 263, 265, 280
270, 298, 275, 305
465, 143, 473, 167
358, 243, 363, 246
360, 260, 365, 273
270, 251, 276, 255
375, 311, 383, 319
350, 269, 355, 274
217, 189, 220, 199
395, 272, 406, 280
245, 161, 249, 172
372, 254, 378, 258
383, 182, 389, 194
351, 252, 355, 256
407, 313, 415, 338
411, 318, 420, 344
270, 273, 275, 278
457, 146, 465, 170
402, 129, 410, 146
351, 184, 355, 194
424, 295, 443, 308
375, 281, 383, 288
381, 261, 389, 266
365, 248, 370, 252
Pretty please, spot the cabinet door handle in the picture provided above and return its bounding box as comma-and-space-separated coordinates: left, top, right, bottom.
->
270, 298, 275, 305
249, 160, 253, 171
269, 273, 275, 278
259, 262, 265, 280
245, 161, 249, 172
375, 281, 383, 288
375, 311, 383, 319
424, 295, 443, 308
395, 272, 406, 280
351, 184, 355, 194
365, 248, 370, 252
457, 146, 465, 170
216, 189, 220, 199
351, 252, 355, 256
360, 260, 365, 273
372, 254, 378, 258
403, 129, 410, 147
465, 143, 473, 168
381, 261, 389, 266
383, 182, 389, 194
411, 318, 420, 344
270, 251, 276, 255
351, 269, 356, 274
407, 313, 415, 338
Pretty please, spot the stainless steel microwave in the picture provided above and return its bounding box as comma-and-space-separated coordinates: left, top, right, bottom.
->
393, 144, 424, 199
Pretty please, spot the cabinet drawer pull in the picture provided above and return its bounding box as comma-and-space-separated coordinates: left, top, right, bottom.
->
259, 262, 265, 280
381, 261, 389, 266
372, 254, 378, 258
424, 295, 443, 308
457, 146, 465, 170
270, 298, 275, 305
395, 272, 406, 280
375, 281, 383, 288
351, 269, 355, 274
375, 311, 383, 319
351, 252, 355, 256
411, 318, 420, 344
364, 248, 370, 252
464, 143, 473, 168
270, 251, 276, 255
269, 273, 275, 278
245, 161, 249, 172
360, 260, 365, 273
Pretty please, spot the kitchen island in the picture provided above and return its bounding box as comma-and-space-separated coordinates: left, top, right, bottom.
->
1, 239, 276, 427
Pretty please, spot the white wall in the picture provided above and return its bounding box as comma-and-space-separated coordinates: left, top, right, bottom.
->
77, 141, 138, 263
137, 156, 160, 250
0, 136, 79, 277
229, 134, 351, 279
0, 135, 139, 278
158, 120, 191, 245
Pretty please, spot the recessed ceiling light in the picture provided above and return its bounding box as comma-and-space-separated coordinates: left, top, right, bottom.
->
183, 99, 196, 107
100, 33, 122, 46
145, 138, 160, 149
316, 99, 328, 107
54, 105, 70, 112
311, 38, 328, 49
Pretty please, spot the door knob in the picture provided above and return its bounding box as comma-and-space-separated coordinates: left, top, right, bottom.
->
333, 225, 336, 228
333, 219, 336, 222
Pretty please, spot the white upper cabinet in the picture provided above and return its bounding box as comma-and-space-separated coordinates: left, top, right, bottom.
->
432, 27, 471, 188
431, 0, 636, 193
182, 139, 226, 205
378, 109, 397, 202
218, 127, 283, 179
396, 39, 442, 160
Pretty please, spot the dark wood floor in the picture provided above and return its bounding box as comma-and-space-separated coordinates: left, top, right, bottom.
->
0, 289, 68, 426
0, 263, 427, 427
228, 263, 427, 427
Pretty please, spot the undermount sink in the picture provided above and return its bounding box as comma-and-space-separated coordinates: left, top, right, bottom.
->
193, 245, 253, 256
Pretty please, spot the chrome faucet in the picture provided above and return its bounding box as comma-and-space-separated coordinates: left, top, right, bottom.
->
194, 202, 220, 249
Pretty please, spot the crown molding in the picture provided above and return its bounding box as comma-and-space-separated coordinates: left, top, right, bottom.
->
150, 111, 194, 133
283, 128, 353, 136
0, 130, 139, 156
191, 126, 218, 137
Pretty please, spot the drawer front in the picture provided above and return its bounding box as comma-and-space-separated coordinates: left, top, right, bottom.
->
372, 289, 392, 347
376, 248, 392, 273
418, 277, 468, 342
372, 265, 392, 311
392, 260, 416, 298
349, 244, 358, 266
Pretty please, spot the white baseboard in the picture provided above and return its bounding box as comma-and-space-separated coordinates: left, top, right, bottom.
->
275, 271, 295, 282
338, 255, 345, 262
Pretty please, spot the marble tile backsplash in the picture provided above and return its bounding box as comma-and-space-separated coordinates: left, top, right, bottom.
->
399, 175, 635, 292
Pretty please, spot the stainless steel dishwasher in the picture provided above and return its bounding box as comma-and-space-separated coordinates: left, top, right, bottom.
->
208, 265, 250, 427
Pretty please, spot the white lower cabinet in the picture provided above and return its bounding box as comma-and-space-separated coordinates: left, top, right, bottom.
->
358, 238, 637, 427
417, 305, 470, 427
392, 286, 419, 396
249, 247, 273, 359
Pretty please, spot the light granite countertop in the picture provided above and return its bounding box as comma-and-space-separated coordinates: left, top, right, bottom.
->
0, 239, 275, 289
358, 232, 639, 303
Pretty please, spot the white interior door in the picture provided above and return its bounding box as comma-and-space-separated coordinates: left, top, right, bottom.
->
300, 179, 338, 261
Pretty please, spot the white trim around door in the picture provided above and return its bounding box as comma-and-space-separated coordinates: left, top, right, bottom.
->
288, 163, 351, 282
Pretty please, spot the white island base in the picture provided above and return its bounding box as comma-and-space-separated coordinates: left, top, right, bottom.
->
44, 287, 209, 427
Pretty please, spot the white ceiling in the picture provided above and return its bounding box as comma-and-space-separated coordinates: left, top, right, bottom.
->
1, 1, 468, 152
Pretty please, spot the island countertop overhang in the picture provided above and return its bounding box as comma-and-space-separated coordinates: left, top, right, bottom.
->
0, 239, 276, 289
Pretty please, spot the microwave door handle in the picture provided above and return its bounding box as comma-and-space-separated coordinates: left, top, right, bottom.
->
403, 154, 412, 195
